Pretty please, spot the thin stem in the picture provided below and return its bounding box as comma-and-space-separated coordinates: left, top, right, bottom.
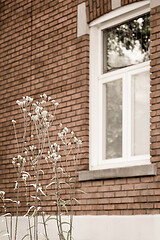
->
42, 212, 49, 240
28, 216, 32, 240
4, 216, 11, 240
10, 215, 12, 240
14, 173, 20, 240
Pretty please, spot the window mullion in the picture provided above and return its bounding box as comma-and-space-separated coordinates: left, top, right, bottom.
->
127, 72, 132, 160
123, 73, 129, 162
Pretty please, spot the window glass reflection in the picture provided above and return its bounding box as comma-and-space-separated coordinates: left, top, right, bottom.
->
103, 14, 150, 72
105, 79, 122, 159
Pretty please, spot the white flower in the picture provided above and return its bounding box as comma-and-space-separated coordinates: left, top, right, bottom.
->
32, 115, 38, 122
12, 120, 16, 124
19, 102, 23, 107
0, 191, 5, 197
23, 108, 26, 112
22, 173, 28, 181
71, 131, 74, 135
41, 110, 47, 118
17, 163, 20, 168
41, 100, 46, 107
59, 123, 62, 128
29, 145, 36, 151
63, 127, 68, 133
58, 132, 63, 138
51, 153, 57, 158
51, 100, 55, 103
12, 160, 16, 165
54, 102, 59, 107
43, 93, 47, 99
24, 151, 28, 155
35, 106, 40, 114
77, 140, 82, 145
28, 97, 33, 103
48, 97, 51, 101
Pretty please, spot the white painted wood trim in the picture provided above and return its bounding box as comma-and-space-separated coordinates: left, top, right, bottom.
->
89, 2, 151, 171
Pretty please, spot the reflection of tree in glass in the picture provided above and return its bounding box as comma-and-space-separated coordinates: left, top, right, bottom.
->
104, 14, 150, 72
108, 14, 150, 56
105, 80, 122, 159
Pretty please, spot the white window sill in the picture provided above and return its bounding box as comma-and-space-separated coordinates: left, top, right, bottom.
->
78, 164, 157, 181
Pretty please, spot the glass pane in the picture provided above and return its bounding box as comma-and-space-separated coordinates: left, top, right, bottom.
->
105, 79, 122, 159
131, 71, 150, 156
103, 14, 150, 72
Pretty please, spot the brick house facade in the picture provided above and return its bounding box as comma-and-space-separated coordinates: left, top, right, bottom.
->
0, 0, 160, 239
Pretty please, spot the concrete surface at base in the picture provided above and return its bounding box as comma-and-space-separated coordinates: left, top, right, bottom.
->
0, 215, 160, 240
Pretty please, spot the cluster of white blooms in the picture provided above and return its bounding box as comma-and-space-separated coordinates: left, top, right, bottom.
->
16, 96, 33, 109
58, 126, 82, 146
12, 155, 26, 166
58, 127, 69, 138
45, 142, 61, 163
74, 137, 82, 145
29, 145, 36, 152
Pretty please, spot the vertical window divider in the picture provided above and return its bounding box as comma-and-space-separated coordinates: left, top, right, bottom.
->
122, 74, 128, 163
127, 71, 132, 161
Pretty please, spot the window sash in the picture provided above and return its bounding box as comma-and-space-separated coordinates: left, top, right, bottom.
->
98, 62, 150, 169
89, 1, 150, 171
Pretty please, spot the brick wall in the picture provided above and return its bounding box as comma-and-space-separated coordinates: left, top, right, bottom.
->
121, 0, 141, 7
86, 0, 111, 22
0, 0, 89, 214
0, 0, 160, 217
150, 6, 160, 177
77, 2, 160, 216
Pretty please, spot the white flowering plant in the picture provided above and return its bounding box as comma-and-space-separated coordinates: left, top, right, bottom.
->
0, 94, 82, 240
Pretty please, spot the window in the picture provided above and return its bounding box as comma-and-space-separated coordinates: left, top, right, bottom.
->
90, 1, 150, 170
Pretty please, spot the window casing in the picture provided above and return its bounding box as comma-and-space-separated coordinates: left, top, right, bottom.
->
89, 1, 150, 170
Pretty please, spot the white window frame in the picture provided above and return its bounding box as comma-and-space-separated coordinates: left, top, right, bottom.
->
89, 0, 150, 170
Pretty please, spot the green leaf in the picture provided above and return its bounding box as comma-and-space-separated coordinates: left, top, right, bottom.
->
45, 181, 56, 189
32, 209, 37, 217
21, 234, 29, 240
45, 193, 57, 198
72, 198, 80, 204
76, 189, 86, 194
45, 215, 57, 223
61, 221, 70, 225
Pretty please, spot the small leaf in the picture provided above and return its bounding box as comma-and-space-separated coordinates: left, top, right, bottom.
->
45, 182, 55, 189
32, 209, 37, 217
76, 189, 86, 194
72, 197, 80, 204
24, 206, 35, 217
21, 234, 29, 240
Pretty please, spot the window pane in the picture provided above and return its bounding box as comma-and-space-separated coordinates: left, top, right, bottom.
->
103, 14, 150, 72
105, 79, 122, 159
131, 71, 150, 156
